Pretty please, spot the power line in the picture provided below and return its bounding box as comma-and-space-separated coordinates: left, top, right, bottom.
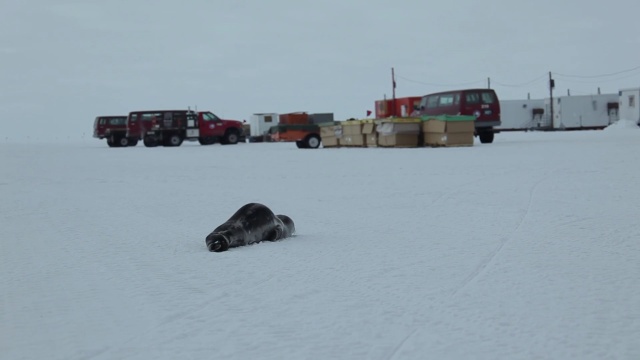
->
394, 74, 485, 87
551, 72, 640, 85
491, 74, 548, 87
553, 65, 640, 79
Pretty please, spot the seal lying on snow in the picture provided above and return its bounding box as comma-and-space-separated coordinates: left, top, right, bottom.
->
205, 203, 295, 252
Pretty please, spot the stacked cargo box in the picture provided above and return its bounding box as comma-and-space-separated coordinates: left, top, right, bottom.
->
318, 122, 342, 148
340, 120, 367, 147
421, 115, 475, 147
376, 118, 421, 148
362, 120, 378, 147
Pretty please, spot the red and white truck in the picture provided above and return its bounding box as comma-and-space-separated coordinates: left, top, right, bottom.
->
126, 110, 245, 147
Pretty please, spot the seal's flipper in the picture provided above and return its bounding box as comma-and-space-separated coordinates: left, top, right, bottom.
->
263, 227, 282, 241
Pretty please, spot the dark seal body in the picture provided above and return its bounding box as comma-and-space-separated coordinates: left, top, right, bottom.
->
205, 203, 295, 252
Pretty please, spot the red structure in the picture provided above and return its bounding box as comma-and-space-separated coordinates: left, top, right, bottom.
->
374, 96, 423, 118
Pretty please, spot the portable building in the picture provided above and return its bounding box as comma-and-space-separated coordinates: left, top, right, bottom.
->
544, 93, 619, 130
618, 87, 640, 124
249, 113, 278, 137
497, 99, 546, 131
374, 97, 422, 118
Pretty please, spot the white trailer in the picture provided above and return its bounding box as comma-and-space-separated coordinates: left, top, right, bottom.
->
497, 99, 546, 131
249, 113, 278, 140
618, 87, 640, 125
544, 93, 619, 130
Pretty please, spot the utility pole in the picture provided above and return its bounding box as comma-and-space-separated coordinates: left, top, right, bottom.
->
487, 77, 491, 89
549, 71, 555, 128
391, 67, 397, 117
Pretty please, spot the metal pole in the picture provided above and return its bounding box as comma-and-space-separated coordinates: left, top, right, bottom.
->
549, 71, 555, 128
391, 67, 396, 117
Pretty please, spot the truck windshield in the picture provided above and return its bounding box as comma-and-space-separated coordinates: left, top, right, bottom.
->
201, 112, 219, 121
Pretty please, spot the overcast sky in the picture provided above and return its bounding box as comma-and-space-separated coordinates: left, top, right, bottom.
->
2, 0, 640, 138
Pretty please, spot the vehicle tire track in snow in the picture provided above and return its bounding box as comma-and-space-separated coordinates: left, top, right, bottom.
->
451, 176, 546, 297
382, 177, 491, 360
386, 327, 420, 360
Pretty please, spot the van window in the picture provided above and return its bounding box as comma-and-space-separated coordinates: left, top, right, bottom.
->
99, 118, 106, 125
466, 93, 480, 104
426, 96, 439, 108
438, 94, 456, 106
141, 113, 163, 122
108, 118, 126, 125
481, 92, 495, 104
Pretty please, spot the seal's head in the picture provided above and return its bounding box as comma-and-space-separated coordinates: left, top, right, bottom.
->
205, 232, 230, 252
276, 215, 295, 238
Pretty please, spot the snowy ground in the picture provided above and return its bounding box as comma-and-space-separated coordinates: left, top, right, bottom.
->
2, 122, 639, 360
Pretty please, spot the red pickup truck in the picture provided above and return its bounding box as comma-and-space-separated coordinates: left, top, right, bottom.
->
126, 110, 244, 147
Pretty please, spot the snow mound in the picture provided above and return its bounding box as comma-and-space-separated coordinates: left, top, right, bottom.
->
604, 119, 639, 131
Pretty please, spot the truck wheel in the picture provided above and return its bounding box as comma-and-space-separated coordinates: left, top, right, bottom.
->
304, 134, 321, 149
478, 131, 494, 144
143, 136, 158, 147
222, 130, 239, 145
107, 139, 116, 147
118, 137, 130, 147
166, 134, 183, 147
128, 138, 139, 147
198, 137, 215, 145
296, 140, 308, 149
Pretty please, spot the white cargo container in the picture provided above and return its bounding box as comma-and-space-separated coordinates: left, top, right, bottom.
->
618, 87, 640, 124
249, 113, 278, 137
544, 94, 619, 130
497, 99, 546, 131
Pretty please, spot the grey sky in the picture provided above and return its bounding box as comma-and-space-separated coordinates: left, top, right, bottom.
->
2, 0, 640, 138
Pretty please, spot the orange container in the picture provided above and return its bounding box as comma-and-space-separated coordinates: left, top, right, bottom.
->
279, 112, 310, 125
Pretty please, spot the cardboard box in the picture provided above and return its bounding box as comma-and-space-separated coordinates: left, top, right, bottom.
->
322, 136, 340, 148
422, 118, 475, 133
422, 115, 475, 147
362, 122, 377, 147
378, 134, 419, 148
423, 132, 474, 147
319, 124, 342, 138
377, 120, 421, 135
366, 133, 378, 147
342, 120, 363, 136
340, 134, 366, 147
